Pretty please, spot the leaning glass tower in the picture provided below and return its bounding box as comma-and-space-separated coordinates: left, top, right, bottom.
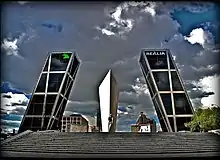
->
139, 49, 195, 132
18, 52, 80, 133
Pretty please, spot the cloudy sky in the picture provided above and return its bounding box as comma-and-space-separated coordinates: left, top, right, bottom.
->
1, 2, 219, 132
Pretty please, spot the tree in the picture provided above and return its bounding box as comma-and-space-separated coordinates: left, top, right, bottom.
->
185, 107, 220, 132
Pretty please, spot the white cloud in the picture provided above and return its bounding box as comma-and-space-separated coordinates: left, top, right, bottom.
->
101, 28, 115, 36
111, 6, 123, 23
126, 2, 146, 7
127, 1, 157, 17
131, 77, 149, 96
97, 3, 136, 37
96, 1, 157, 38
184, 28, 213, 48
1, 92, 29, 114
1, 127, 19, 134
141, 4, 156, 17
199, 75, 220, 107
68, 100, 98, 105
1, 33, 27, 59
1, 39, 19, 56
2, 27, 36, 58
96, 26, 115, 36
1, 119, 21, 124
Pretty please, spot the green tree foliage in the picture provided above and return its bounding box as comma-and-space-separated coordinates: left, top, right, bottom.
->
185, 107, 220, 132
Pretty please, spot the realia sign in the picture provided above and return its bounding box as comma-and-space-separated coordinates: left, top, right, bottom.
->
144, 50, 166, 56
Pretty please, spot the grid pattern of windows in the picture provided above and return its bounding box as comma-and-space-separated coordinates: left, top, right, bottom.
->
147, 76, 157, 96
171, 71, 183, 91
45, 95, 57, 115
160, 93, 173, 115
50, 53, 72, 71
48, 73, 64, 92
43, 58, 49, 71
174, 93, 193, 115
140, 53, 149, 75
176, 117, 192, 131
168, 117, 175, 132
61, 116, 84, 132
145, 54, 168, 69
153, 72, 170, 91
69, 55, 80, 77
19, 52, 80, 133
35, 74, 47, 92
139, 50, 194, 132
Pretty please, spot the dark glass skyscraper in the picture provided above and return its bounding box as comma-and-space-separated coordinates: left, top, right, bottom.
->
139, 49, 195, 132
18, 52, 80, 133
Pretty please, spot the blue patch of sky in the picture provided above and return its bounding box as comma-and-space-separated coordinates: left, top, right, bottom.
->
1, 123, 20, 129
151, 115, 159, 124
1, 114, 22, 121
1, 114, 22, 131
170, 4, 220, 43
1, 118, 21, 128
118, 106, 128, 112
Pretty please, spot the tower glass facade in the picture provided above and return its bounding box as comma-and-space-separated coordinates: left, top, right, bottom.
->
18, 52, 80, 133
139, 49, 194, 132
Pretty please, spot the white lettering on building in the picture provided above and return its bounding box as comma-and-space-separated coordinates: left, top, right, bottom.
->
145, 51, 166, 56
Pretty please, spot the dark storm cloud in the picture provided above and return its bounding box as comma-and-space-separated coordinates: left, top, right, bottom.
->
117, 116, 133, 132
199, 91, 215, 98
189, 90, 215, 99
164, 34, 204, 65
119, 92, 139, 105
2, 94, 12, 98
119, 91, 155, 115
65, 100, 99, 116
192, 64, 220, 78
193, 49, 220, 69
178, 63, 220, 82
184, 82, 202, 90
0, 2, 182, 122
9, 107, 26, 115
191, 98, 203, 108
41, 21, 63, 32
11, 100, 28, 106
118, 84, 136, 93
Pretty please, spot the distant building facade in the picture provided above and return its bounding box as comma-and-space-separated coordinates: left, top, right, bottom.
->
139, 49, 195, 132
19, 52, 80, 133
131, 112, 156, 133
61, 114, 89, 132
98, 69, 119, 132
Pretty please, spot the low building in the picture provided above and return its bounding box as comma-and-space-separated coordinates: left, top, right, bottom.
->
131, 112, 156, 132
61, 114, 89, 132
131, 120, 156, 133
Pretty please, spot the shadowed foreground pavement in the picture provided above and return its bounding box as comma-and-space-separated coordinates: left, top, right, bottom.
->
1, 130, 220, 159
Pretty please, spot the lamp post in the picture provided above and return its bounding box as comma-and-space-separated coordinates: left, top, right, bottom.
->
211, 104, 220, 108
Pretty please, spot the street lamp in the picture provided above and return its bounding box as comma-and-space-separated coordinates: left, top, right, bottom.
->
211, 104, 220, 108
